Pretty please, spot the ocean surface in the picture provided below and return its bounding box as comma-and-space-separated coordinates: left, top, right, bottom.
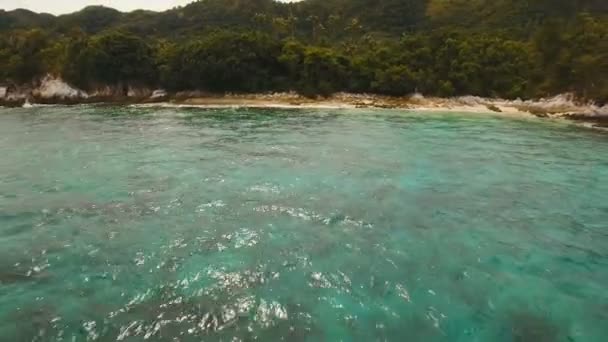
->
0, 106, 606, 342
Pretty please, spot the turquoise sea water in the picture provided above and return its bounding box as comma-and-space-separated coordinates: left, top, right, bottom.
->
0, 106, 607, 341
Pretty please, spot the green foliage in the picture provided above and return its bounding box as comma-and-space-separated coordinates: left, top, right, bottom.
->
162, 31, 285, 92
0, 1, 606, 103
0, 29, 50, 83
279, 41, 351, 96
532, 14, 608, 102
0, 9, 54, 31
63, 30, 157, 90
55, 6, 124, 34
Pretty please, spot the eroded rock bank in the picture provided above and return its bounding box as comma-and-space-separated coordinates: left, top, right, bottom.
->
160, 92, 608, 129
2, 77, 607, 129
0, 76, 167, 106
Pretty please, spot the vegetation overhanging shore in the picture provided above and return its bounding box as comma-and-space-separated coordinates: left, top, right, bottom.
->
2, 88, 607, 129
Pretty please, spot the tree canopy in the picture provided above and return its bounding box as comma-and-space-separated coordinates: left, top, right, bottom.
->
0, 0, 607, 103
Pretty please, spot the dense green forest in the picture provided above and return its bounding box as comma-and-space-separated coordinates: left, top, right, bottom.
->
1, 0, 607, 102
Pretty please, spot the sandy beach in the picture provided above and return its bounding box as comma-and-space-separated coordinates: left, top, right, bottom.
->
147, 92, 608, 127
2, 79, 607, 128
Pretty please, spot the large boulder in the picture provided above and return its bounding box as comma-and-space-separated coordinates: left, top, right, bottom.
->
32, 76, 88, 99
150, 89, 168, 99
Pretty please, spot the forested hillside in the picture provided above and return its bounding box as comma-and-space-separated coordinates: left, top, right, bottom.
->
1, 0, 607, 102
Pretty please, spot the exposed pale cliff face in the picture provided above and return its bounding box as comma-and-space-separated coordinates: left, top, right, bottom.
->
0, 76, 87, 101
127, 86, 153, 98
4, 84, 29, 100
32, 76, 88, 99
0, 76, 165, 105
1, 77, 606, 130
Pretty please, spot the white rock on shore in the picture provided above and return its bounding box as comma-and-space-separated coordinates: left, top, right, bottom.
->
150, 89, 168, 99
33, 76, 88, 99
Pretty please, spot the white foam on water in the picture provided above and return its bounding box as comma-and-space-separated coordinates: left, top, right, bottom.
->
197, 200, 226, 212
395, 283, 411, 302
222, 228, 259, 249
255, 299, 288, 328
249, 183, 282, 194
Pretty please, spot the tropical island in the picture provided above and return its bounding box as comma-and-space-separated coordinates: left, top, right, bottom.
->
0, 0, 607, 123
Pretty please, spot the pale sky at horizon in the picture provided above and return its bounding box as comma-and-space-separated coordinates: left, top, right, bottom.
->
1, 0, 299, 15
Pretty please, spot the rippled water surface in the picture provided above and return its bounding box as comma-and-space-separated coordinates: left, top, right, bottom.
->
0, 106, 607, 341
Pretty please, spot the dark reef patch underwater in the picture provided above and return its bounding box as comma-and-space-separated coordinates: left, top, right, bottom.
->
0, 106, 607, 341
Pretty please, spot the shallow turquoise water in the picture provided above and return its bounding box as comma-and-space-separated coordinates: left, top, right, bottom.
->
0, 106, 607, 341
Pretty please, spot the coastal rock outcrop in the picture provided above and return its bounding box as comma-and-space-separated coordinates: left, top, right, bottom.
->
32, 76, 88, 99
563, 113, 608, 128
127, 87, 153, 98
150, 89, 168, 99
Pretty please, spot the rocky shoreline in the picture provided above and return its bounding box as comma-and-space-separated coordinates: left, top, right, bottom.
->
2, 77, 607, 129
176, 94, 608, 129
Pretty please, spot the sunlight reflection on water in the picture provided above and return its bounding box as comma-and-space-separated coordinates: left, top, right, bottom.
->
0, 106, 607, 341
